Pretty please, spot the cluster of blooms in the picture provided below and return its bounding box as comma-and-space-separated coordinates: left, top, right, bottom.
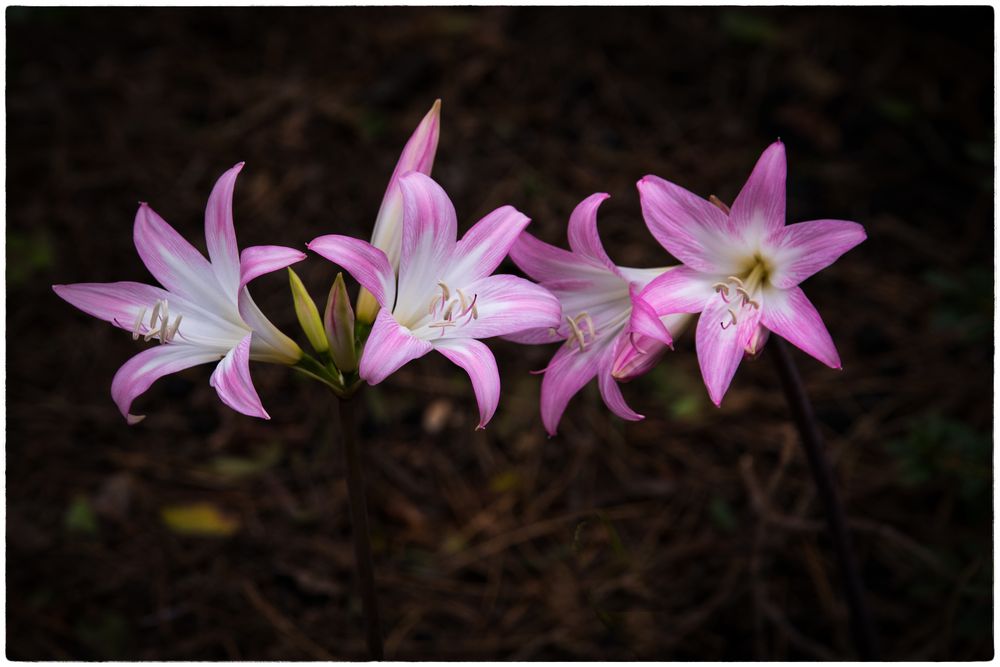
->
54, 101, 865, 434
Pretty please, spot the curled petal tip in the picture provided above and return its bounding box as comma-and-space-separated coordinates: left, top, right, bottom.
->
126, 413, 146, 425
475, 424, 486, 432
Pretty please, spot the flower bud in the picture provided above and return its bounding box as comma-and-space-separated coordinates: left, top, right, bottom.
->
288, 268, 329, 354
324, 273, 358, 373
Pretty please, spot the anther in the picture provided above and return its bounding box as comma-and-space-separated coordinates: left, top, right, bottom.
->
726, 276, 745, 287
437, 282, 450, 301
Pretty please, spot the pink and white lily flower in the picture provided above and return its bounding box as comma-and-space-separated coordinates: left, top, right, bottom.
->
508, 193, 688, 436
356, 100, 441, 324
308, 172, 561, 429
53, 163, 306, 424
637, 141, 866, 405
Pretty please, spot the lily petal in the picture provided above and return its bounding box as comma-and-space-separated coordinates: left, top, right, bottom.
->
695, 295, 763, 406
539, 342, 603, 436
53, 280, 247, 346
637, 175, 738, 274
205, 162, 244, 295
395, 172, 459, 323
509, 231, 617, 287
761, 286, 841, 369
54, 281, 170, 331
447, 205, 531, 284
639, 266, 718, 315
238, 289, 303, 365
597, 336, 644, 421
240, 245, 307, 289
133, 203, 232, 313
359, 308, 433, 384
436, 274, 561, 340
370, 100, 441, 268
627, 286, 673, 346
307, 235, 396, 310
433, 337, 500, 429
111, 344, 222, 424
766, 219, 867, 289
209, 334, 269, 419
730, 141, 786, 243
568, 193, 621, 276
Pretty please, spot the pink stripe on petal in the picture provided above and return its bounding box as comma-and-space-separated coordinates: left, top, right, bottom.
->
567, 193, 621, 276
205, 163, 244, 295
730, 141, 786, 243
539, 342, 603, 436
308, 235, 396, 309
448, 205, 531, 284
637, 175, 737, 274
761, 286, 841, 369
766, 219, 866, 289
597, 337, 643, 422
639, 266, 717, 315
111, 344, 222, 424
209, 334, 269, 419
133, 203, 230, 309
433, 337, 500, 429
240, 245, 307, 289
695, 295, 762, 406
358, 308, 433, 384
447, 274, 561, 340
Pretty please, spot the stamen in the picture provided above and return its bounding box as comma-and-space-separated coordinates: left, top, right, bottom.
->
720, 308, 739, 330
565, 315, 587, 352
166, 315, 183, 342
149, 301, 162, 330
456, 288, 468, 313
143, 326, 162, 342
437, 282, 450, 301
579, 313, 596, 340
726, 276, 745, 287
132, 308, 147, 340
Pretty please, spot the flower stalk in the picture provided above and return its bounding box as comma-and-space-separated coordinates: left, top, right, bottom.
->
769, 335, 878, 659
335, 394, 384, 660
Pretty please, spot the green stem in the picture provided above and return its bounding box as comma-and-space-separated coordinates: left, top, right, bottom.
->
335, 394, 384, 660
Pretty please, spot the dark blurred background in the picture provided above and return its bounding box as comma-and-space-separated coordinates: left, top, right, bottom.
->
7, 6, 993, 660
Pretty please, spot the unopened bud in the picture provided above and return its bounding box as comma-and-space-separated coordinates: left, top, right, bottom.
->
288, 268, 329, 354
325, 273, 358, 373
354, 288, 380, 326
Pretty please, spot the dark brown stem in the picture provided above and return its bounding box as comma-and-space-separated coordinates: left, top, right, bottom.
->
769, 336, 878, 660
336, 396, 384, 660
